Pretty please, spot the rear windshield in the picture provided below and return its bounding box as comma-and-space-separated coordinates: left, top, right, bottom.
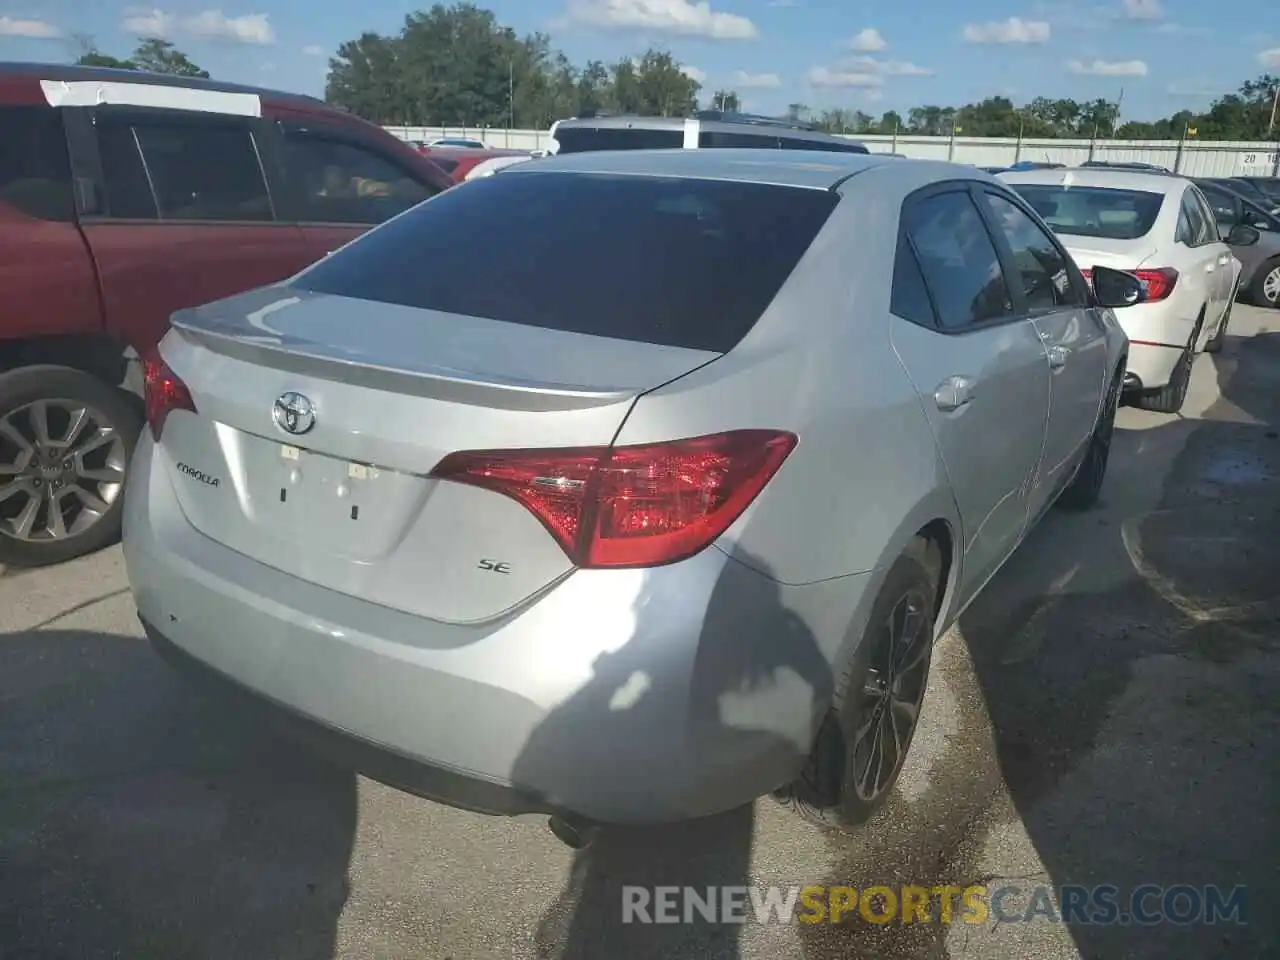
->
292, 171, 837, 353
1009, 184, 1165, 240
554, 126, 684, 153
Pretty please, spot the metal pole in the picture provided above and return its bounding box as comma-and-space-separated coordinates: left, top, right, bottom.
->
891, 117, 898, 153
1014, 116, 1024, 163
1173, 121, 1186, 174
947, 115, 956, 162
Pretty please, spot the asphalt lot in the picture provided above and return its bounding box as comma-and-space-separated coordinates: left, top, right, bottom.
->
2, 305, 1278, 960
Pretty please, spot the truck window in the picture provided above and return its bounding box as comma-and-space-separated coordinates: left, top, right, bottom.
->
94, 113, 274, 222
280, 128, 438, 225
0, 106, 75, 222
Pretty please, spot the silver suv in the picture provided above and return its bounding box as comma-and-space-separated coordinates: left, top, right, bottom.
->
550, 110, 869, 155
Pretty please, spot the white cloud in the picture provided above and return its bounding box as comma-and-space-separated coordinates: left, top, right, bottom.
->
0, 16, 61, 38
732, 69, 781, 88
1120, 0, 1162, 20
766, 0, 799, 6
1155, 22, 1211, 36
1258, 47, 1280, 69
563, 0, 758, 40
681, 64, 707, 83
962, 17, 1050, 44
302, 44, 324, 56
838, 56, 933, 77
847, 27, 886, 52
862, 89, 884, 103
807, 66, 883, 88
122, 8, 275, 45
1068, 57, 1148, 76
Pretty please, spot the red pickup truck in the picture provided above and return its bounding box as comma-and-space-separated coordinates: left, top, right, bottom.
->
0, 62, 454, 567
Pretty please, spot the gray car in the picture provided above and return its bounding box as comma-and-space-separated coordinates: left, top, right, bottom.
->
1195, 179, 1280, 308
123, 150, 1135, 845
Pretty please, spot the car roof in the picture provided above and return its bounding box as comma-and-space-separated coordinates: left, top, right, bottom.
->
1000, 166, 1189, 194
0, 61, 324, 108
501, 147, 912, 190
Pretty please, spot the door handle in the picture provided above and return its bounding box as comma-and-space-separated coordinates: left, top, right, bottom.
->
1047, 345, 1070, 369
934, 375, 976, 412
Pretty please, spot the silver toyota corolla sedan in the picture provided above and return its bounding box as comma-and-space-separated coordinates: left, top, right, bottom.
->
124, 149, 1137, 845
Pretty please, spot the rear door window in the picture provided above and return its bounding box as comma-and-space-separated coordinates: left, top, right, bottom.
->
0, 106, 75, 221
903, 190, 1015, 331
554, 126, 684, 153
280, 127, 440, 224
94, 112, 274, 221
292, 171, 837, 353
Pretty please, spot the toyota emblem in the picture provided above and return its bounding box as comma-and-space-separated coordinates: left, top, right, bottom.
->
272, 392, 316, 436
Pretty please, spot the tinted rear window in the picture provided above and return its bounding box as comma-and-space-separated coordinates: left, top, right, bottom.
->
1009, 184, 1165, 240
429, 156, 460, 175
554, 126, 684, 153
292, 171, 837, 352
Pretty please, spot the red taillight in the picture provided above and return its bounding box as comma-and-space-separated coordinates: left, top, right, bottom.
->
1080, 267, 1178, 302
141, 346, 196, 441
429, 430, 798, 569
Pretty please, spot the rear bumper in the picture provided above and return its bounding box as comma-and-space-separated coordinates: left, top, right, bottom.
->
1114, 298, 1198, 391
124, 437, 863, 825
143, 619, 574, 820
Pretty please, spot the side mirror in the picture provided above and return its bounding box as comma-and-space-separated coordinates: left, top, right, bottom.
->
1091, 265, 1146, 308
1226, 224, 1261, 246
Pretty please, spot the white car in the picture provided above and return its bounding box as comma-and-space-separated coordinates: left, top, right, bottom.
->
463, 154, 535, 180
1000, 167, 1258, 413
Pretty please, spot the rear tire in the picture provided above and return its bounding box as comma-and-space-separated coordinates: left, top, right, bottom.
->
0, 366, 142, 568
774, 538, 938, 832
1251, 258, 1280, 309
1058, 369, 1121, 511
1131, 311, 1202, 415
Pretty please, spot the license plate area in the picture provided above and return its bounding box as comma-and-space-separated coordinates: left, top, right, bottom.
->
262, 442, 425, 559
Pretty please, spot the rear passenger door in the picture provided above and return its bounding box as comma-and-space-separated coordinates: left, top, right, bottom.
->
1174, 187, 1225, 329
978, 185, 1109, 516
888, 184, 1052, 604
72, 107, 309, 353
274, 122, 444, 264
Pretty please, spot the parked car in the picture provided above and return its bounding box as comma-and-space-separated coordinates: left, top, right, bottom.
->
1195, 179, 1280, 308
421, 146, 531, 183
1202, 177, 1280, 216
1233, 176, 1280, 205
979, 165, 1010, 174
425, 137, 487, 149
125, 149, 1136, 845
1001, 167, 1258, 412
1080, 160, 1170, 173
0, 62, 454, 567
549, 110, 870, 154
1008, 161, 1065, 171
463, 153, 538, 180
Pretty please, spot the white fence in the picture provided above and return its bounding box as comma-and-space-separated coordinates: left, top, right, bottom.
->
385, 124, 1280, 177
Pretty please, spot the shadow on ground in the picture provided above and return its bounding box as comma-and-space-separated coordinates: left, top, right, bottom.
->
0, 629, 356, 960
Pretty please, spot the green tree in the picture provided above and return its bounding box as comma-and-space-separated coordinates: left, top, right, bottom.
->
131, 38, 210, 78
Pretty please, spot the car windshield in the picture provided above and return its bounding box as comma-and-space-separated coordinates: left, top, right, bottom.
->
1008, 184, 1165, 240
292, 170, 838, 353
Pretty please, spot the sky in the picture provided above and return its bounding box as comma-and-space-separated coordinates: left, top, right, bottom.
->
1, 0, 1277, 123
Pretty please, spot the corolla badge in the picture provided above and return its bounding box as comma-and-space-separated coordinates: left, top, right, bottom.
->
272, 392, 316, 435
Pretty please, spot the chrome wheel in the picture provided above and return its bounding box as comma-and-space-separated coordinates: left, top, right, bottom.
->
851, 588, 931, 803
0, 399, 126, 542
1264, 266, 1280, 306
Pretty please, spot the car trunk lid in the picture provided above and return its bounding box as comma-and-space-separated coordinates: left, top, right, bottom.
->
155, 287, 720, 624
